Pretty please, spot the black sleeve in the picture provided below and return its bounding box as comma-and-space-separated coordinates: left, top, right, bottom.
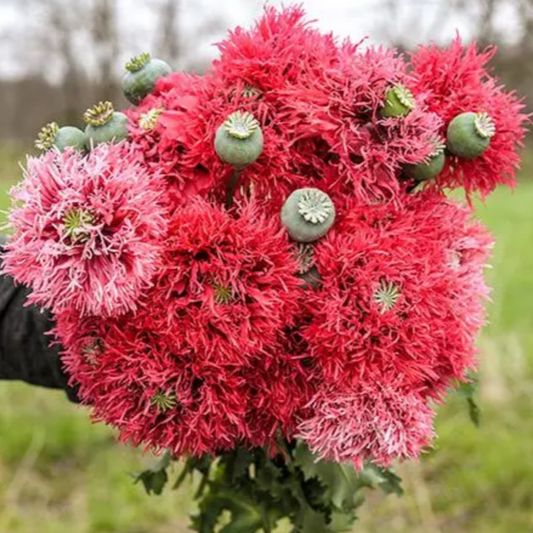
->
0, 237, 79, 402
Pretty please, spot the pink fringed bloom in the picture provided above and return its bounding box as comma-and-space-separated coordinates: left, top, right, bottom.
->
55, 199, 311, 455
298, 381, 435, 467
409, 37, 528, 196
280, 43, 444, 203
3, 144, 167, 316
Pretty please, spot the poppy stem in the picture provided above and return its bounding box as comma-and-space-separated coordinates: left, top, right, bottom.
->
225, 167, 243, 209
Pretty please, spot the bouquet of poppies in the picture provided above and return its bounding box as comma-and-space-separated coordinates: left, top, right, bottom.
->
3, 6, 528, 532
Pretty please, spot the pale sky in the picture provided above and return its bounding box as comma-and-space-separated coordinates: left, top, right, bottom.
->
0, 0, 523, 80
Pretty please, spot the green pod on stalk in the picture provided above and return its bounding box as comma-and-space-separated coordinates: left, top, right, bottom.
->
214, 111, 264, 167
281, 188, 335, 243
35, 122, 87, 152
404, 135, 447, 182
123, 52, 172, 105
84, 101, 128, 147
446, 112, 495, 160
380, 84, 416, 118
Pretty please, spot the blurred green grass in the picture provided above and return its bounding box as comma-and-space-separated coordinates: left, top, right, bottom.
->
0, 146, 532, 533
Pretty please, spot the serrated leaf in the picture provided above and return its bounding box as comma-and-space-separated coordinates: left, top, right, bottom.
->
191, 492, 226, 533
219, 512, 262, 533
217, 491, 263, 533
359, 464, 403, 496
254, 457, 282, 493
293, 442, 361, 509
192, 481, 273, 533
328, 508, 358, 532
293, 504, 329, 533
134, 468, 168, 495
226, 448, 254, 483
174, 454, 214, 492
133, 449, 172, 495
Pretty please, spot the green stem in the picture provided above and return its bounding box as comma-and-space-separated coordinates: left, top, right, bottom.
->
225, 167, 243, 209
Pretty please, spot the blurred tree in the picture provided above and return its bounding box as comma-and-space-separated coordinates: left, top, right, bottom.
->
0, 0, 94, 138
153, 0, 226, 71
155, 0, 182, 66
46, 0, 87, 123
0, 0, 231, 141
490, 0, 533, 109
92, 0, 120, 102
0, 0, 530, 143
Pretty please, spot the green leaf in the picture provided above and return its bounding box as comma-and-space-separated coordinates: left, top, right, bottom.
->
194, 487, 264, 533
133, 449, 172, 495
467, 397, 481, 427
173, 454, 214, 492
191, 492, 226, 533
358, 464, 403, 496
328, 508, 358, 532
458, 377, 482, 426
134, 468, 168, 495
293, 503, 329, 533
185, 443, 401, 533
225, 447, 254, 483
293, 442, 361, 509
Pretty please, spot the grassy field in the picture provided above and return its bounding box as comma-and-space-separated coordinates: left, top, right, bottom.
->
0, 146, 532, 533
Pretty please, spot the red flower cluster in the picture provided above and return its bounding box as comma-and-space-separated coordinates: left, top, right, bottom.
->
298, 191, 492, 463
302, 191, 492, 392
57, 199, 310, 454
4, 6, 526, 467
409, 38, 528, 196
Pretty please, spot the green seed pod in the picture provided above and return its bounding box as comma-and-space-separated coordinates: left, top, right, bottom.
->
123, 52, 172, 105
446, 112, 495, 159
404, 151, 445, 182
281, 188, 335, 243
214, 111, 264, 167
139, 108, 163, 130
35, 122, 86, 152
404, 135, 446, 181
55, 127, 87, 152
84, 101, 128, 146
380, 83, 416, 118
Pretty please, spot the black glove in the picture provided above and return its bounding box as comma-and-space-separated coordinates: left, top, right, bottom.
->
0, 236, 79, 402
